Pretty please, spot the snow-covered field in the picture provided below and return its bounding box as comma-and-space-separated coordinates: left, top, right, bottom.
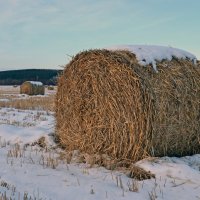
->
0, 86, 199, 200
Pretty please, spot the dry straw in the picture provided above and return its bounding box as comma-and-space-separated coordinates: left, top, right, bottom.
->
20, 81, 45, 95
56, 49, 200, 162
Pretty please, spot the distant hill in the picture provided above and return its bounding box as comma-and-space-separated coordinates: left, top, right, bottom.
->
0, 69, 62, 85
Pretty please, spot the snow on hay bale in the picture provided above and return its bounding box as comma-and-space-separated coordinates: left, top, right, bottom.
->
20, 81, 45, 95
56, 45, 200, 162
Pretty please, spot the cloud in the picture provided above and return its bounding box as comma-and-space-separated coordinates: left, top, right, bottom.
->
0, 0, 142, 33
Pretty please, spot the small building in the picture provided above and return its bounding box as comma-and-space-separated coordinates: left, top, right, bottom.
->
20, 81, 45, 95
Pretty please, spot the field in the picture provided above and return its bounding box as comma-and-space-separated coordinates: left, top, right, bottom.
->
0, 86, 199, 200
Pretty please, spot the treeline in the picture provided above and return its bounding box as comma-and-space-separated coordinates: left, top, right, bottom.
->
0, 69, 62, 85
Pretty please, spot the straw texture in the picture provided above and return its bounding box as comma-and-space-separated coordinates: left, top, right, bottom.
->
56, 49, 200, 162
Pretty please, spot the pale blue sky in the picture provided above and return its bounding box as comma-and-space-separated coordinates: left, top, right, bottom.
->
0, 0, 199, 70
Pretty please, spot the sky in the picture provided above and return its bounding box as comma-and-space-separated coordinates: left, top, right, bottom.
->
0, 0, 200, 71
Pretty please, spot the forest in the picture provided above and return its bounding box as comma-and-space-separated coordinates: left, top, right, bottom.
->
0, 69, 62, 85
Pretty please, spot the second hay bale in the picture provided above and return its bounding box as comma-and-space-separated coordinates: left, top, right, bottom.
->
20, 81, 45, 95
56, 49, 200, 162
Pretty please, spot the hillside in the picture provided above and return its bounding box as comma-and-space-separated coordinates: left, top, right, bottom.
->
0, 69, 62, 85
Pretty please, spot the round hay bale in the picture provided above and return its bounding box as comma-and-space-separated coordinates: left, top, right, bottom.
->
56, 49, 200, 162
20, 81, 45, 95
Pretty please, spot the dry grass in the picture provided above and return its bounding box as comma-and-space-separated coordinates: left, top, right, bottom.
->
56, 49, 200, 163
128, 165, 155, 180
0, 86, 20, 95
0, 86, 55, 111
0, 96, 54, 111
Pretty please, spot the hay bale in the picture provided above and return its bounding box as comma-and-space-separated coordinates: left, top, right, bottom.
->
56, 49, 200, 162
20, 81, 45, 95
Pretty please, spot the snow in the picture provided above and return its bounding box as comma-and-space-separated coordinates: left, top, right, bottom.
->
0, 93, 200, 199
0, 108, 54, 144
107, 45, 197, 71
0, 99, 10, 102
28, 81, 43, 86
